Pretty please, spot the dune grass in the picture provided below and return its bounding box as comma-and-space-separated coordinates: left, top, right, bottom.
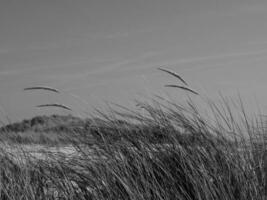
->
0, 95, 266, 200
0, 68, 266, 199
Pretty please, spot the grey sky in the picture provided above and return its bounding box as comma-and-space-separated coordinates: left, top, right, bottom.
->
1, 0, 267, 122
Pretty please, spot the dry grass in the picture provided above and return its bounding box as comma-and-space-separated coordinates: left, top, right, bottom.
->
0, 95, 266, 199
0, 68, 266, 199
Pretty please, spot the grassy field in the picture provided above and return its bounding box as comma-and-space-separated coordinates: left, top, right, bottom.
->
0, 69, 267, 199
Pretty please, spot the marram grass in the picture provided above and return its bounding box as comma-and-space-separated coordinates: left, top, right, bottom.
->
0, 68, 265, 199
0, 95, 266, 200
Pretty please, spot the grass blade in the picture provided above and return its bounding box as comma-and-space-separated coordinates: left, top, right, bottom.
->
158, 67, 188, 86
24, 86, 60, 93
165, 84, 199, 95
36, 104, 72, 111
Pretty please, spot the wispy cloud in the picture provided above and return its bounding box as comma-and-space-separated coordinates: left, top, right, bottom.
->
142, 49, 267, 71
85, 50, 163, 75
0, 41, 67, 56
85, 26, 155, 41
103, 28, 154, 40
173, 49, 267, 64
0, 69, 24, 76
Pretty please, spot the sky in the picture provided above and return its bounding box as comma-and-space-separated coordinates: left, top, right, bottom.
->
1, 0, 267, 123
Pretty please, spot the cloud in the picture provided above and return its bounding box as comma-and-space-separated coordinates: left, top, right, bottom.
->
84, 50, 163, 75
173, 49, 267, 64
0, 69, 23, 76
86, 26, 155, 41
141, 48, 267, 71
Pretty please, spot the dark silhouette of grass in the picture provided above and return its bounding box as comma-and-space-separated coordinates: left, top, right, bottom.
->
24, 86, 60, 93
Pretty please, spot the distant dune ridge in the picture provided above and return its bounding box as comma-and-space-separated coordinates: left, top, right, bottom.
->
0, 114, 88, 133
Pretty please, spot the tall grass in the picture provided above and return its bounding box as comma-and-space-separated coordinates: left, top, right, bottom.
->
0, 95, 266, 199
0, 69, 266, 199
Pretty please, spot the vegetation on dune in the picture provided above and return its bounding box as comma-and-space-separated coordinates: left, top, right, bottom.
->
0, 68, 266, 199
0, 114, 86, 133
0, 97, 266, 199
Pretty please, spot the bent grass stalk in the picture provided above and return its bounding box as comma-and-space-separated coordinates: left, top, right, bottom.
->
158, 67, 188, 86
165, 84, 199, 95
24, 86, 60, 93
36, 104, 72, 111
